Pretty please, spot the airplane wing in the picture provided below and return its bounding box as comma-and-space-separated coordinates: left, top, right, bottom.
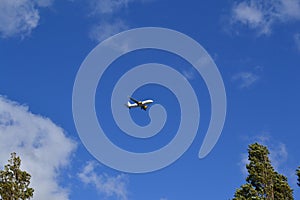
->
129, 96, 140, 104
130, 103, 139, 107
126, 102, 139, 108
142, 100, 153, 105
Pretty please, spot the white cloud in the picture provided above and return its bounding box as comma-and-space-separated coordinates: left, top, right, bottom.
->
239, 133, 289, 175
231, 0, 300, 35
269, 143, 288, 170
232, 71, 259, 88
34, 0, 54, 7
87, 0, 154, 42
294, 33, 300, 51
88, 0, 148, 42
182, 69, 196, 80
254, 134, 288, 171
78, 161, 128, 200
0, 96, 76, 200
0, 0, 54, 38
234, 3, 263, 24
239, 153, 249, 176
90, 0, 131, 15
279, 0, 300, 20
0, 0, 39, 38
89, 20, 128, 42
89, 0, 154, 15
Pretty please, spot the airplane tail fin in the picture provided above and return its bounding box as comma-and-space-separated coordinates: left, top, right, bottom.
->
125, 102, 131, 108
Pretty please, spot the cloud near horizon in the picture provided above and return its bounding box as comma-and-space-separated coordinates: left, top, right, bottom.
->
0, 96, 76, 200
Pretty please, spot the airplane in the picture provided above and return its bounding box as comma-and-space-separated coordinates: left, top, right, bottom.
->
125, 96, 153, 110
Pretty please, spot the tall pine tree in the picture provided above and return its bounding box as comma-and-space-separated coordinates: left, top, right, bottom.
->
233, 143, 293, 200
297, 167, 300, 187
0, 152, 34, 200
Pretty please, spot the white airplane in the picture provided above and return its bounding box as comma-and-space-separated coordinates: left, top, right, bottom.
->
125, 96, 153, 111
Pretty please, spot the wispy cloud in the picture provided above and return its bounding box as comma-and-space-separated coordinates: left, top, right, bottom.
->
232, 71, 260, 89
182, 68, 196, 80
35, 0, 54, 7
0, 0, 54, 38
89, 0, 131, 15
256, 134, 289, 172
232, 1, 270, 35
78, 161, 128, 200
239, 133, 289, 175
0, 96, 76, 200
294, 33, 300, 51
88, 0, 152, 42
252, 133, 289, 171
239, 153, 249, 176
89, 20, 128, 42
88, 0, 134, 42
230, 0, 300, 35
269, 142, 288, 170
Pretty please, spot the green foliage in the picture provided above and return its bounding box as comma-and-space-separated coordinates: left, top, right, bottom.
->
272, 172, 293, 200
233, 183, 262, 200
233, 143, 293, 200
297, 167, 300, 187
0, 153, 34, 200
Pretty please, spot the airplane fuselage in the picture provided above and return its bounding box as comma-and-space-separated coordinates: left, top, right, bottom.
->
126, 97, 153, 111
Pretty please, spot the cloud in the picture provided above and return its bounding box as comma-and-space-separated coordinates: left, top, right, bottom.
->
230, 0, 300, 35
239, 153, 250, 176
78, 161, 128, 200
89, 20, 128, 42
88, 0, 149, 42
0, 0, 54, 38
279, 0, 300, 19
0, 0, 39, 38
87, 0, 155, 41
232, 71, 259, 88
269, 143, 288, 170
232, 1, 270, 34
182, 69, 196, 80
239, 133, 289, 175
0, 96, 76, 200
35, 0, 55, 7
253, 134, 288, 171
88, 0, 134, 42
294, 33, 300, 51
239, 133, 300, 189
90, 0, 131, 15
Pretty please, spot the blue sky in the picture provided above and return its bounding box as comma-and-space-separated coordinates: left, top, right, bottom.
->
0, 0, 300, 199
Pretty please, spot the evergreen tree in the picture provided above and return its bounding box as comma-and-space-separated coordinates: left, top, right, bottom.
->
297, 167, 300, 187
0, 153, 34, 200
233, 143, 293, 200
